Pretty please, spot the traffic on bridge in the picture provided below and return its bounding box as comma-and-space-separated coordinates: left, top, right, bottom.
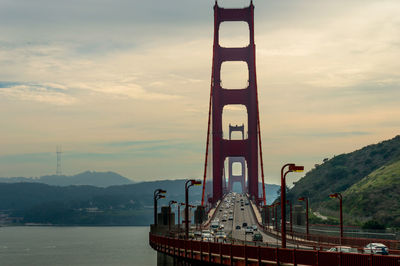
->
149, 1, 400, 265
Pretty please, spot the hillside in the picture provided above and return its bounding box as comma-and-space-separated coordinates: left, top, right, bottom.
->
0, 171, 134, 187
286, 135, 400, 227
342, 160, 400, 226
0, 180, 279, 226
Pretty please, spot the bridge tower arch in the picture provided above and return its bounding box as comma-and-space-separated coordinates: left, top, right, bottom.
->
210, 2, 259, 203
228, 124, 247, 193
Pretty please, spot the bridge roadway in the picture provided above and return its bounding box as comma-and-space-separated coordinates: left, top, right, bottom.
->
150, 193, 400, 265
209, 192, 303, 248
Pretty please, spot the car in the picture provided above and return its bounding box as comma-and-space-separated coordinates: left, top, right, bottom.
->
201, 232, 213, 242
364, 243, 389, 255
245, 227, 254, 234
252, 233, 263, 241
235, 225, 241, 230
215, 231, 227, 241
222, 217, 227, 222
219, 224, 225, 229
327, 246, 358, 253
211, 222, 219, 230
228, 215, 233, 220
242, 222, 248, 227
194, 231, 202, 237
251, 225, 258, 231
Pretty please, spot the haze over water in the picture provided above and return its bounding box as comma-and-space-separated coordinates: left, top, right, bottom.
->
0, 226, 155, 266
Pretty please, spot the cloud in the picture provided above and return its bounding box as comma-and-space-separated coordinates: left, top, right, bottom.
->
0, 82, 76, 105
0, 0, 399, 183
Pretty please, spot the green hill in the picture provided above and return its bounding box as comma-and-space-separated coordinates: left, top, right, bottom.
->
0, 179, 279, 226
342, 159, 400, 226
287, 135, 400, 227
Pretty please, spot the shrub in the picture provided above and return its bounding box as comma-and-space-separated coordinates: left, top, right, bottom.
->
362, 220, 386, 230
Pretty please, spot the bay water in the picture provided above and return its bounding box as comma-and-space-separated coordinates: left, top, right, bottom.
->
0, 226, 156, 266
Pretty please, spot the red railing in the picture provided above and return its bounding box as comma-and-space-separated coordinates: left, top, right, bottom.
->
149, 233, 400, 266
246, 198, 400, 252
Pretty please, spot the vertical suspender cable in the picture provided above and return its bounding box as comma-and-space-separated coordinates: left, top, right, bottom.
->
201, 4, 218, 206
251, 3, 266, 206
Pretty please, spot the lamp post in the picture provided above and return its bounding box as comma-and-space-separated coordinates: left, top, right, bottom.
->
329, 192, 343, 243
185, 179, 202, 239
287, 200, 293, 233
153, 189, 166, 225
281, 163, 304, 248
178, 203, 185, 232
262, 205, 267, 227
168, 200, 177, 232
298, 197, 309, 238
274, 202, 280, 231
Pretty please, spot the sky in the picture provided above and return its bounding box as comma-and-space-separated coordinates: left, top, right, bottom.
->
0, 0, 399, 185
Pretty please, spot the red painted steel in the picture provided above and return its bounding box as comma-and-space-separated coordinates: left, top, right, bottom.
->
210, 2, 259, 204
259, 246, 276, 261
149, 233, 400, 266
285, 230, 400, 250
295, 250, 318, 265
278, 248, 294, 264
201, 23, 215, 207
252, 2, 267, 206
246, 245, 258, 259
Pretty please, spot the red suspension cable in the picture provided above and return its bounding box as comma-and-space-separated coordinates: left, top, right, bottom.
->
201, 6, 218, 206
251, 4, 266, 206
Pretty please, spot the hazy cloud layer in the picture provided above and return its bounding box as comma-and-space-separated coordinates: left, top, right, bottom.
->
0, 0, 399, 184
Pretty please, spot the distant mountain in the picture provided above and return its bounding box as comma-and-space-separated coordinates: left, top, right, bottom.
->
0, 171, 134, 187
259, 183, 280, 205
0, 179, 280, 226
286, 135, 400, 227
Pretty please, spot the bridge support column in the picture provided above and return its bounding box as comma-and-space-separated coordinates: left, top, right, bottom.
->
211, 2, 259, 203
157, 252, 175, 266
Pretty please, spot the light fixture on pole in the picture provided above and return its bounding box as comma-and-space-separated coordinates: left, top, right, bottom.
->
185, 179, 202, 239
168, 200, 177, 232
329, 192, 343, 244
298, 196, 309, 238
281, 163, 304, 248
153, 189, 166, 225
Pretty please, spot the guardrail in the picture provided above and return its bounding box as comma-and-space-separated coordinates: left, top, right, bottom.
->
149, 233, 400, 266
247, 198, 400, 252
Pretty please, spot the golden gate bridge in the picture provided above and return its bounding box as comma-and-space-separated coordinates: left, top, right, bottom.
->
149, 1, 400, 265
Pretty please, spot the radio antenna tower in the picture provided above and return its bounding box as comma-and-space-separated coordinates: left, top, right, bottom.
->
56, 145, 62, 175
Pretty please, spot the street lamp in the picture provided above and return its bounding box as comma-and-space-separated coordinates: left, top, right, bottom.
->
281, 163, 304, 248
329, 192, 343, 243
274, 202, 280, 231
262, 205, 268, 228
286, 200, 293, 233
178, 203, 196, 233
185, 179, 202, 239
153, 189, 166, 225
168, 200, 177, 232
298, 197, 309, 238
178, 203, 185, 232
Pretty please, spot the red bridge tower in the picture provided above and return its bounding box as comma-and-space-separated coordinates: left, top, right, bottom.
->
202, 1, 266, 206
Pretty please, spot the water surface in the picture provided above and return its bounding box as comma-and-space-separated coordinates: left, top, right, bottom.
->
0, 226, 156, 266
